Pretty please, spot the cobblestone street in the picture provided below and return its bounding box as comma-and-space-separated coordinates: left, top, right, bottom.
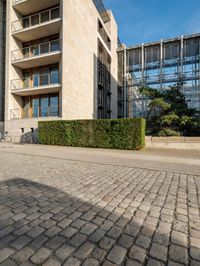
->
0, 145, 200, 265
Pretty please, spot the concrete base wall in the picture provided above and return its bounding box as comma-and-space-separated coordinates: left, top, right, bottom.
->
146, 136, 200, 150
0, 122, 4, 133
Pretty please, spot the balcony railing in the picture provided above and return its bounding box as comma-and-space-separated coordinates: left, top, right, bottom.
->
10, 106, 60, 119
11, 39, 61, 62
12, 0, 23, 4
11, 72, 61, 92
12, 6, 61, 33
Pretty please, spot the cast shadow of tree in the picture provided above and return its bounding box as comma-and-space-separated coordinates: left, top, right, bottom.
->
0, 178, 189, 265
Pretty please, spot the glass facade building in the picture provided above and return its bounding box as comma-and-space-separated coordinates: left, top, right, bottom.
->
118, 34, 200, 118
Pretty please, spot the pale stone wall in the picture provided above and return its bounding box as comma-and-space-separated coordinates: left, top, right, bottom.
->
146, 136, 200, 150
5, 0, 118, 138
61, 0, 118, 120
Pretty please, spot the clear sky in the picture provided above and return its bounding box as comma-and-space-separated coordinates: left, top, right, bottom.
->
104, 0, 200, 46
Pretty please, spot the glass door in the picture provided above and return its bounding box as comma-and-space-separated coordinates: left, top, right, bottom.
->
40, 96, 49, 117
40, 68, 49, 86
33, 71, 39, 88
32, 97, 39, 118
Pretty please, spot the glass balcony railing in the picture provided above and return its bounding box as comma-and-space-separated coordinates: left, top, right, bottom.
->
11, 72, 61, 92
12, 0, 23, 4
12, 6, 61, 33
11, 39, 61, 61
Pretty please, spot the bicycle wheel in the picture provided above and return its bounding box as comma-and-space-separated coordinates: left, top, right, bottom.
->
4, 136, 12, 143
32, 137, 38, 144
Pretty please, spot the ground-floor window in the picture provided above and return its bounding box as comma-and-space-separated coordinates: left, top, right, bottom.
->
22, 93, 59, 118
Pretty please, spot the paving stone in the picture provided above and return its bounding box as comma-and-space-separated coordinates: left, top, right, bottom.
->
107, 226, 122, 239
135, 234, 151, 249
107, 245, 126, 264
149, 243, 168, 262
126, 259, 142, 266
29, 235, 48, 249
0, 259, 18, 266
190, 247, 200, 261
55, 244, 75, 261
12, 247, 34, 263
92, 247, 107, 262
99, 236, 115, 250
43, 258, 61, 266
89, 228, 106, 242
45, 235, 65, 250
80, 223, 97, 235
129, 245, 146, 263
30, 247, 51, 264
147, 258, 165, 266
118, 234, 133, 249
0, 248, 15, 263
63, 257, 81, 266
191, 237, 200, 248
82, 258, 99, 266
75, 242, 95, 259
169, 244, 188, 264
69, 233, 87, 247
10, 235, 31, 250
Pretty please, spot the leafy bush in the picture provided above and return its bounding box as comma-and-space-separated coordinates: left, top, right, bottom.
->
38, 118, 146, 150
157, 128, 180, 137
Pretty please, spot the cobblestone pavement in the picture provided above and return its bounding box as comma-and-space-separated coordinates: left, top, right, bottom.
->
0, 149, 200, 265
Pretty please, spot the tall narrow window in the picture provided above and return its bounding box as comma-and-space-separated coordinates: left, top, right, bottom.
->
50, 66, 59, 84
40, 96, 49, 117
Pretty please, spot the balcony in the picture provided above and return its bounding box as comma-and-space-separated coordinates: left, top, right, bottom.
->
12, 6, 62, 42
11, 39, 61, 69
12, 0, 60, 16
11, 72, 61, 96
10, 106, 60, 120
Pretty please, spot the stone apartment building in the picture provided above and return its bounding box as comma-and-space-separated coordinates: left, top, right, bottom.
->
2, 0, 118, 138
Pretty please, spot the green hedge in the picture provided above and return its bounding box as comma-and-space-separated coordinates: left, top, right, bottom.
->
38, 118, 146, 150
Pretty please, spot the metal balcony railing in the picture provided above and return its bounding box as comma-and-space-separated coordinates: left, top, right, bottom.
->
10, 106, 60, 119
12, 6, 61, 33
11, 72, 61, 92
11, 39, 61, 61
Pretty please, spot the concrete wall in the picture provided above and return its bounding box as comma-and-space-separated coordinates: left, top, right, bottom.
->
0, 121, 4, 133
62, 0, 118, 120
146, 136, 200, 151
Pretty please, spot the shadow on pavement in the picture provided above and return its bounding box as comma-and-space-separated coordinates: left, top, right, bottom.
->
0, 177, 195, 265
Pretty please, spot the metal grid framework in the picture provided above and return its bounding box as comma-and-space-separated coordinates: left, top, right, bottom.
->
118, 33, 200, 118
92, 0, 110, 23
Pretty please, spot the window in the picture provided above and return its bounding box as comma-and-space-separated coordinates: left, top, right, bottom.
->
40, 69, 49, 86
41, 11, 49, 23
51, 40, 60, 52
49, 95, 59, 116
40, 43, 49, 54
51, 7, 60, 20
22, 17, 29, 29
32, 98, 39, 118
31, 14, 39, 26
40, 96, 49, 117
50, 66, 59, 84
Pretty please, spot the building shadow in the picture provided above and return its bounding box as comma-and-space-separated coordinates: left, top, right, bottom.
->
0, 177, 190, 265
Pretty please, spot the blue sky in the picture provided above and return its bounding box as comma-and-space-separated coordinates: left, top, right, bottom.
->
104, 0, 200, 46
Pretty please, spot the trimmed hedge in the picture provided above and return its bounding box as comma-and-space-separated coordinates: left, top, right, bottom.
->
38, 118, 146, 150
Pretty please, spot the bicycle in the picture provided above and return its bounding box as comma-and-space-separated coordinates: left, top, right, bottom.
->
0, 132, 12, 143
21, 134, 38, 144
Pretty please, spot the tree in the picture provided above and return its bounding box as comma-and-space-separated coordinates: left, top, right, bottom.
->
140, 85, 200, 136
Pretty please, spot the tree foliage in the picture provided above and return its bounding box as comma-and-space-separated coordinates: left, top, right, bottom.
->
140, 85, 200, 136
